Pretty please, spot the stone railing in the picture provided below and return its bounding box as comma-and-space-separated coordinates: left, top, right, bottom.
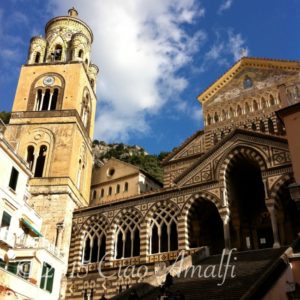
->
15, 235, 64, 260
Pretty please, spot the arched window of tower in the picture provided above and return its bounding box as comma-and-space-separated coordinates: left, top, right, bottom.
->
34, 145, 47, 177
26, 146, 35, 171
252, 122, 257, 131
53, 45, 62, 61
78, 49, 84, 58
81, 91, 91, 129
35, 52, 41, 63
34, 88, 59, 111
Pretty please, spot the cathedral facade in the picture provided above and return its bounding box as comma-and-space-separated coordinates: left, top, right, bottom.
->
67, 57, 300, 297
1, 8, 300, 300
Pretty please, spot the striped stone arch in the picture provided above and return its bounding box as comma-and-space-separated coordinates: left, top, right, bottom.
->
144, 200, 181, 254
108, 207, 143, 259
181, 192, 222, 220
179, 192, 222, 250
110, 206, 143, 230
77, 214, 109, 262
269, 173, 294, 200
218, 145, 268, 184
144, 199, 180, 224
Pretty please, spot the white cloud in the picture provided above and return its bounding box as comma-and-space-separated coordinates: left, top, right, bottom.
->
200, 30, 249, 72
49, 1, 206, 142
218, 0, 233, 14
228, 31, 249, 61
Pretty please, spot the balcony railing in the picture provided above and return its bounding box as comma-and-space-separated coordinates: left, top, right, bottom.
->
15, 235, 64, 260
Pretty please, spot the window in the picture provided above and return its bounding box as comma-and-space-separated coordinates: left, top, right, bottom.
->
82, 217, 107, 264
150, 203, 178, 254
35, 52, 41, 63
116, 184, 120, 194
27, 146, 35, 170
92, 190, 97, 200
78, 49, 84, 58
114, 209, 140, 259
124, 182, 129, 192
3, 261, 31, 280
1, 211, 11, 229
243, 76, 253, 89
100, 188, 104, 198
54, 45, 62, 61
108, 186, 112, 196
40, 263, 55, 293
9, 167, 19, 191
34, 88, 59, 111
34, 145, 47, 177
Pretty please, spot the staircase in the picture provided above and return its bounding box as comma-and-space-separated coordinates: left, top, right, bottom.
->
113, 247, 289, 300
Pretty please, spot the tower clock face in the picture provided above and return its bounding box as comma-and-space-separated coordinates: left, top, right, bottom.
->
43, 76, 55, 86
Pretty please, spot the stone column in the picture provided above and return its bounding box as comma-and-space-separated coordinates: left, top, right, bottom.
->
266, 199, 280, 248
47, 91, 54, 110
220, 208, 231, 251
55, 222, 64, 250
139, 221, 149, 264
177, 214, 189, 251
39, 92, 45, 111
105, 227, 115, 267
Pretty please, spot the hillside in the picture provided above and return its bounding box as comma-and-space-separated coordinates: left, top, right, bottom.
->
93, 140, 169, 182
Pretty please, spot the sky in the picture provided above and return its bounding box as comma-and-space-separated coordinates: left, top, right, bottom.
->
0, 0, 299, 154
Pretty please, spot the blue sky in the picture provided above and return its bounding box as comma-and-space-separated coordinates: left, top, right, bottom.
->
0, 0, 299, 154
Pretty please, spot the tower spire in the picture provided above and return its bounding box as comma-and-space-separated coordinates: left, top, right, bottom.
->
68, 7, 78, 17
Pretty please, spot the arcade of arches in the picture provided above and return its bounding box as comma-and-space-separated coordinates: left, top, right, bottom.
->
76, 149, 300, 266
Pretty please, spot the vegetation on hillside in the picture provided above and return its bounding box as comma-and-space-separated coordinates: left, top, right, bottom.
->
93, 140, 169, 183
0, 111, 11, 124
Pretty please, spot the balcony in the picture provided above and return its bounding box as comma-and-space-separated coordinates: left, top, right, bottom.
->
0, 227, 15, 247
15, 235, 64, 261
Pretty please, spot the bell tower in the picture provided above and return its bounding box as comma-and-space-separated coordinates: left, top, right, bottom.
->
4, 8, 99, 263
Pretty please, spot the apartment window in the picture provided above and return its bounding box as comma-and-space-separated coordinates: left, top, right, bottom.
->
9, 167, 19, 191
7, 261, 31, 280
40, 262, 55, 293
1, 211, 11, 229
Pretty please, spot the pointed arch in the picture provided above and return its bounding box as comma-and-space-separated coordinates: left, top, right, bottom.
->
146, 200, 180, 254
111, 207, 142, 259
218, 145, 268, 186
80, 214, 109, 264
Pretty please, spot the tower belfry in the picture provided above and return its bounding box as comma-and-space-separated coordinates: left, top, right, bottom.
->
5, 8, 99, 263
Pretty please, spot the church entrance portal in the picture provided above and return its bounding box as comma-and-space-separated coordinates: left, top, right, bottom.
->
227, 156, 273, 250
188, 198, 224, 254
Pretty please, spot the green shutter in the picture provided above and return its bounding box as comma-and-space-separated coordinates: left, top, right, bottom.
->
40, 263, 47, 289
1, 211, 11, 227
9, 167, 19, 191
46, 266, 55, 293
